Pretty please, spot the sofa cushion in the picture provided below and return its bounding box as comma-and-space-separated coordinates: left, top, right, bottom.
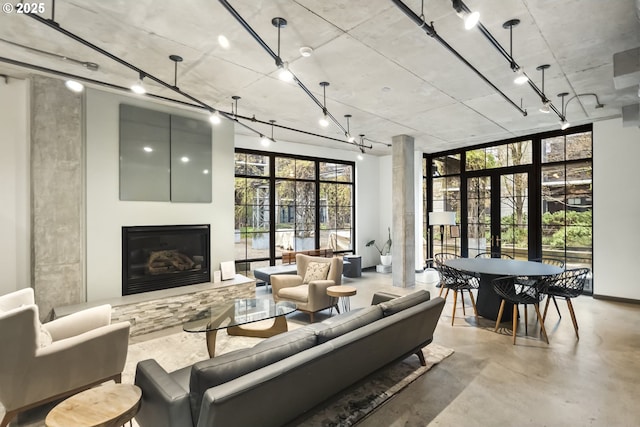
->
303, 262, 330, 284
315, 305, 383, 344
189, 326, 317, 420
378, 289, 431, 316
278, 284, 309, 302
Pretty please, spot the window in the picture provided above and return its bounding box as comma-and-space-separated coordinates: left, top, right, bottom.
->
541, 131, 593, 291
425, 126, 593, 293
425, 154, 461, 257
235, 149, 355, 272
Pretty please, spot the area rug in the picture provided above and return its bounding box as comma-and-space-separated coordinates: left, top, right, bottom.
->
123, 328, 453, 427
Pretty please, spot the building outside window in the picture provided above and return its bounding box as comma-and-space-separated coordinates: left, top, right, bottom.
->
424, 125, 593, 293
235, 149, 354, 275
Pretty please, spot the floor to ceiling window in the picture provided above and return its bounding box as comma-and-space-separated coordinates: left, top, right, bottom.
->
425, 125, 593, 292
235, 149, 355, 274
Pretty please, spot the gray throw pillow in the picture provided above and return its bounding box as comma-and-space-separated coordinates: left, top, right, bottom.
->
378, 290, 431, 316
315, 305, 383, 344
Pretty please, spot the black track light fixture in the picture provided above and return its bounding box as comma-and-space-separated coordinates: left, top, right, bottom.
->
272, 17, 293, 82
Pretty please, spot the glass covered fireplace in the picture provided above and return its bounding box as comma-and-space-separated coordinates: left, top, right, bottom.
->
122, 224, 210, 295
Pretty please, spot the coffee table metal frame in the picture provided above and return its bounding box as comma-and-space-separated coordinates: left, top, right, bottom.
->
183, 298, 297, 357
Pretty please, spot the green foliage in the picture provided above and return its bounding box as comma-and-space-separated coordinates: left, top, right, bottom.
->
541, 210, 592, 248
366, 227, 392, 255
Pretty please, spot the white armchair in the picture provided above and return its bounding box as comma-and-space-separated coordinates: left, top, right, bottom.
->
271, 254, 343, 322
0, 288, 130, 427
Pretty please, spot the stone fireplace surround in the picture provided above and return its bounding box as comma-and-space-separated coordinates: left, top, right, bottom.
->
30, 77, 236, 323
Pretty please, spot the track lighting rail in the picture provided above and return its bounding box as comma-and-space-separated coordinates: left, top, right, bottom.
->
19, 12, 369, 150
217, 0, 351, 136
390, 0, 528, 117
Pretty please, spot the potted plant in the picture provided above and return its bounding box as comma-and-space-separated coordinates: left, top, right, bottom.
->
366, 227, 392, 266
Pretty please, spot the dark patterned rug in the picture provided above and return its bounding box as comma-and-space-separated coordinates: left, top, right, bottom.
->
296, 343, 454, 426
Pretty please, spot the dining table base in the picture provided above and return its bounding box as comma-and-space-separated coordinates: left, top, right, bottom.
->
476, 273, 514, 321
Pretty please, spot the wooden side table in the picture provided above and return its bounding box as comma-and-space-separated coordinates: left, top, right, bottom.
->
45, 383, 141, 427
327, 285, 357, 313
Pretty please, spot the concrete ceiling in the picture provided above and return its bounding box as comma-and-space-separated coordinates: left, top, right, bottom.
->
1, 0, 639, 155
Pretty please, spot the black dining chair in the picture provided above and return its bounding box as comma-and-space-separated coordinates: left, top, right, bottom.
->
434, 253, 461, 296
475, 252, 513, 259
437, 264, 479, 326
492, 275, 551, 345
531, 257, 566, 317
542, 268, 589, 339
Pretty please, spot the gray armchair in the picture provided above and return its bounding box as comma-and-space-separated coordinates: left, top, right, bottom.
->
271, 254, 343, 322
0, 288, 130, 427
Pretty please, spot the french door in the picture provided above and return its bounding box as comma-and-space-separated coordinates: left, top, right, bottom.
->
466, 170, 532, 260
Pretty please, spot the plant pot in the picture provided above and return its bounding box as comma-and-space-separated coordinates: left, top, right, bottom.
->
380, 254, 392, 266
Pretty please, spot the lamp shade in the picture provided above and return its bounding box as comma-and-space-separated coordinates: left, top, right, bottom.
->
429, 211, 456, 226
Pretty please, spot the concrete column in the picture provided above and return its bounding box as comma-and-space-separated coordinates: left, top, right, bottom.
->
31, 75, 85, 320
391, 135, 415, 288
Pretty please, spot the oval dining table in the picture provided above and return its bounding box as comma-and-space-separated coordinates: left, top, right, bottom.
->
444, 258, 563, 321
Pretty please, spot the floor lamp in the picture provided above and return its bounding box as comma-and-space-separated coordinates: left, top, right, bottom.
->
428, 211, 457, 258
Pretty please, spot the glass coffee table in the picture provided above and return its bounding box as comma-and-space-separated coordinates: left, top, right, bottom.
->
183, 298, 297, 357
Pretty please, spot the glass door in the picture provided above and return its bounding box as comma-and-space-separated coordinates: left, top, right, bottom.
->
467, 171, 530, 259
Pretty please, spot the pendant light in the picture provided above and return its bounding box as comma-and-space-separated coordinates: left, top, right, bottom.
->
503, 19, 529, 85
319, 82, 330, 127
537, 64, 551, 113
272, 17, 294, 82
344, 114, 356, 142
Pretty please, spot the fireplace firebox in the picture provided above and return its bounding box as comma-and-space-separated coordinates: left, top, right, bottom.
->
122, 224, 210, 295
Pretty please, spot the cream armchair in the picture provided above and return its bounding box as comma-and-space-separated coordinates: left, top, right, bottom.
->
0, 288, 130, 427
271, 254, 344, 322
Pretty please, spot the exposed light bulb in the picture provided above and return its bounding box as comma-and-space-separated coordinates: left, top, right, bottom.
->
346, 133, 355, 143
464, 11, 480, 30
539, 100, 551, 114
209, 111, 221, 125
218, 35, 230, 49
260, 135, 271, 147
514, 68, 529, 85
65, 80, 84, 93
357, 153, 364, 161
560, 120, 570, 130
278, 62, 294, 82
319, 115, 329, 127
131, 78, 146, 94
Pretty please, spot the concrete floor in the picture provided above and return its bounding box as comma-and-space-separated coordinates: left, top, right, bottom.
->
8, 270, 639, 427
300, 269, 640, 427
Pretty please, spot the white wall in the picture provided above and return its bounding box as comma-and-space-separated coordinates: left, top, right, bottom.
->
85, 89, 235, 301
235, 135, 381, 268
0, 77, 30, 296
593, 118, 640, 300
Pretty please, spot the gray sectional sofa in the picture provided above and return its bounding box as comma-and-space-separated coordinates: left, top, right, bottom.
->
134, 290, 445, 427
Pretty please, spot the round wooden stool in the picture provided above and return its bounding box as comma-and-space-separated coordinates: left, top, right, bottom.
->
46, 383, 141, 427
327, 285, 357, 312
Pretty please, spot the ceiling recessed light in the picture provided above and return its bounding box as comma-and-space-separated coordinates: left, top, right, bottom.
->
299, 46, 313, 57
218, 35, 230, 49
